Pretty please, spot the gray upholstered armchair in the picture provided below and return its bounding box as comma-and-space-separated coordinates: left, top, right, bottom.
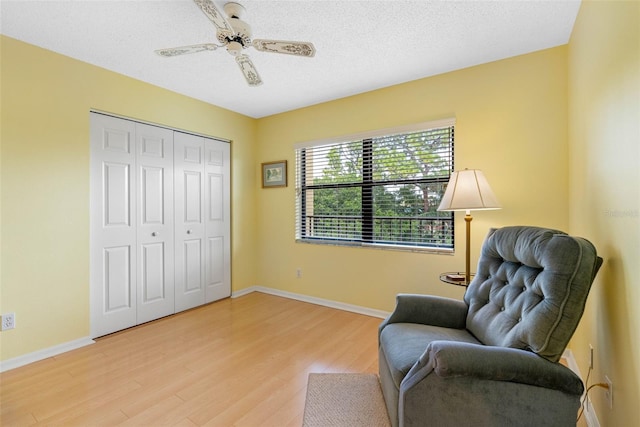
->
379, 226, 602, 427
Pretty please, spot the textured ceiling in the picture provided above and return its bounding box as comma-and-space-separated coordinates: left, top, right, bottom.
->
1, 0, 581, 118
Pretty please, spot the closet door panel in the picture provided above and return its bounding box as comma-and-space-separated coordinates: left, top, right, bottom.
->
184, 171, 203, 222
136, 123, 175, 324
207, 237, 224, 285
204, 140, 231, 302
183, 239, 203, 292
90, 113, 137, 337
140, 242, 166, 301
174, 132, 206, 312
104, 246, 132, 311
104, 162, 131, 228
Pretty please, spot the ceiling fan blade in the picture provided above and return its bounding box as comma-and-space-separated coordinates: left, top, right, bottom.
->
236, 54, 262, 87
155, 43, 219, 57
193, 0, 234, 38
252, 39, 316, 57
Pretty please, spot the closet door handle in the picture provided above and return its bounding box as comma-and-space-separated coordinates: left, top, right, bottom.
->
151, 232, 158, 237
186, 230, 192, 234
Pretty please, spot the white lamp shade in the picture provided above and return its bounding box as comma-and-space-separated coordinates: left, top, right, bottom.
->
438, 169, 501, 211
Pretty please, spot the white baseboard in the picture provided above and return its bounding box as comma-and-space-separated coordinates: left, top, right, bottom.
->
0, 337, 95, 373
232, 286, 391, 319
563, 349, 600, 427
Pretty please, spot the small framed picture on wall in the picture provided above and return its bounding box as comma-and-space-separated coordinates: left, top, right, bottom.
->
262, 160, 287, 188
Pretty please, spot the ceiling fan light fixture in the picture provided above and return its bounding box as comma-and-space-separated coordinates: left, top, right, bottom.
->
226, 41, 243, 56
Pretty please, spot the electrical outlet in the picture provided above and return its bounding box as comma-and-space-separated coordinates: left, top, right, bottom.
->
296, 268, 302, 279
1, 313, 16, 331
605, 376, 613, 409
589, 344, 594, 369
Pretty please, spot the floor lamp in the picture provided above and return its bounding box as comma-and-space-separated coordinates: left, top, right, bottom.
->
438, 169, 501, 285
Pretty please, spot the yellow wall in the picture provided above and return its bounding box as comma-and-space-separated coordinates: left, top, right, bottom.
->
255, 47, 569, 311
0, 36, 259, 360
568, 0, 640, 424
3, 5, 637, 423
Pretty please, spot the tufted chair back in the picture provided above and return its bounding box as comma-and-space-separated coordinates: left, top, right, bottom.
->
464, 226, 602, 362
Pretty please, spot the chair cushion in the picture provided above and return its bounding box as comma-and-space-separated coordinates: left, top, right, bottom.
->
464, 226, 601, 362
379, 323, 480, 389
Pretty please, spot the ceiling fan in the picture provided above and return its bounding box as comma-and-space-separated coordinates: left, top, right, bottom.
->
155, 0, 316, 87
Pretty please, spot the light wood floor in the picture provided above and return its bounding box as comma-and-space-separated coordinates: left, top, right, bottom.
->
0, 292, 381, 426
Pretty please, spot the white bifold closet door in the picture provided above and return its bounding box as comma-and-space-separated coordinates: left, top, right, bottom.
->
90, 114, 139, 336
90, 113, 230, 338
136, 123, 176, 324
174, 132, 231, 312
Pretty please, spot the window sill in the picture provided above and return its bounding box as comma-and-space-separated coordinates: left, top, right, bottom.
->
295, 238, 454, 255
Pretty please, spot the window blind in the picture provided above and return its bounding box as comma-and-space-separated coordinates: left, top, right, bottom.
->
295, 120, 455, 250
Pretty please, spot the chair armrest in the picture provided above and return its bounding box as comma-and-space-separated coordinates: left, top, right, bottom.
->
404, 340, 584, 396
379, 294, 468, 338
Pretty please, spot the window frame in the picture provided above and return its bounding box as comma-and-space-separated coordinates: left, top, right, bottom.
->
295, 119, 455, 253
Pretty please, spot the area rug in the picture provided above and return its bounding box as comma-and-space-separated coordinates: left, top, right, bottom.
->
302, 373, 391, 427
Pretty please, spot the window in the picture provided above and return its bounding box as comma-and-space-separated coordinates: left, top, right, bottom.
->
295, 119, 455, 251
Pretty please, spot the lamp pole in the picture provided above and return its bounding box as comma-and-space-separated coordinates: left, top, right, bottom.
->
465, 212, 472, 285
